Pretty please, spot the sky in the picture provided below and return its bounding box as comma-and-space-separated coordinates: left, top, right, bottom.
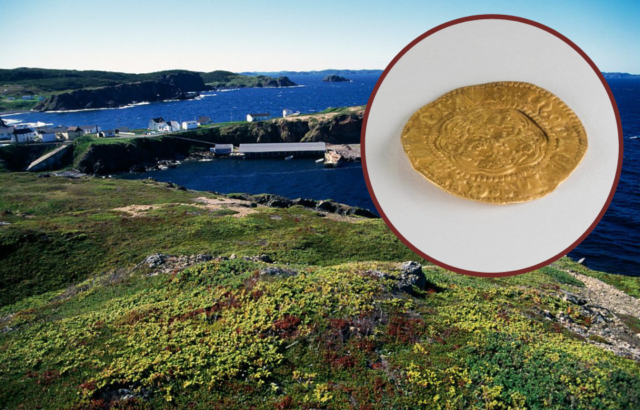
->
1, 0, 639, 74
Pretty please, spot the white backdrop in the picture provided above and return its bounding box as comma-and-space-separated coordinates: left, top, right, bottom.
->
364, 19, 619, 274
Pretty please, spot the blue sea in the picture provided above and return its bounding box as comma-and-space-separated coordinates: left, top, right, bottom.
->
4, 75, 639, 276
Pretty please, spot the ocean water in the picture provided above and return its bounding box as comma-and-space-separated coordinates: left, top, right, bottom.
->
2, 75, 379, 130
5, 74, 638, 275
566, 78, 640, 276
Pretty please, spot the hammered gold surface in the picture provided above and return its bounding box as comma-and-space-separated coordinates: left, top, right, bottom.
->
401, 82, 588, 204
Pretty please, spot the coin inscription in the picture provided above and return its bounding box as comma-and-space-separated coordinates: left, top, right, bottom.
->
401, 82, 588, 204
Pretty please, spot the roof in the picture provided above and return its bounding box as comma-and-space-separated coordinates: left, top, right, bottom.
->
13, 128, 35, 135
39, 126, 66, 133
238, 142, 326, 153
214, 144, 234, 149
151, 117, 165, 123
67, 126, 83, 132
247, 113, 270, 117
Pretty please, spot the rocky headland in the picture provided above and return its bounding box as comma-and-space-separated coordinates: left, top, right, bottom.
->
35, 72, 207, 111
33, 72, 298, 111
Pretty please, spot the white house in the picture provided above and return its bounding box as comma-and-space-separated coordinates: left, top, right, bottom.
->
148, 117, 166, 131
246, 113, 270, 122
181, 120, 198, 130
37, 128, 59, 142
64, 126, 84, 140
11, 128, 37, 143
0, 126, 14, 140
79, 125, 101, 134
197, 116, 212, 125
158, 121, 180, 132
0, 118, 14, 140
168, 121, 181, 132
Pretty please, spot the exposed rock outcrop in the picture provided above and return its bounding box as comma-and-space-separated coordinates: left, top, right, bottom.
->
226, 193, 378, 219
301, 112, 363, 144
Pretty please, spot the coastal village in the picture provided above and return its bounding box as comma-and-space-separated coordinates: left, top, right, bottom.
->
0, 107, 359, 169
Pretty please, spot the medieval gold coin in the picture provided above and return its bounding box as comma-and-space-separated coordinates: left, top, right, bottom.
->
401, 82, 588, 204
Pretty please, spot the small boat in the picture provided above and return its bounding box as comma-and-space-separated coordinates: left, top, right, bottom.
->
315, 158, 324, 163
285, 155, 294, 160
324, 151, 342, 167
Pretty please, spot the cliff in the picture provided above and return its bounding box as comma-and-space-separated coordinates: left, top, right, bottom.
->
35, 80, 191, 111
215, 110, 363, 145
72, 109, 364, 174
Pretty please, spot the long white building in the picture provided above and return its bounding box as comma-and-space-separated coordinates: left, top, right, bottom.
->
238, 142, 326, 158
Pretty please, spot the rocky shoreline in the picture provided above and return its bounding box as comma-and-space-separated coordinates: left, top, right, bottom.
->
34, 73, 299, 112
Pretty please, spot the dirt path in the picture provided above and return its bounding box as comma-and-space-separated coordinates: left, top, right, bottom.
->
567, 271, 640, 318
113, 197, 258, 219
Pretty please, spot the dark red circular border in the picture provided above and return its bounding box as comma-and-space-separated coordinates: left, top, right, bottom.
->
361, 14, 624, 278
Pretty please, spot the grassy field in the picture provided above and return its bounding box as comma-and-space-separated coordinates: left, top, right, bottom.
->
0, 174, 639, 409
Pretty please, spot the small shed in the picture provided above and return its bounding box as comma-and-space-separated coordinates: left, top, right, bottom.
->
246, 113, 270, 122
212, 144, 233, 155
182, 121, 198, 130
98, 130, 117, 138
198, 116, 212, 125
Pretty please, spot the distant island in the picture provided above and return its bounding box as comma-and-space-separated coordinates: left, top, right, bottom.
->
322, 75, 352, 83
601, 72, 640, 78
0, 68, 297, 112
239, 69, 384, 76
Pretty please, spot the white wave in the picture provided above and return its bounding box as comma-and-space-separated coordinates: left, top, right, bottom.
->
630, 136, 639, 140
1, 118, 22, 124
119, 101, 150, 109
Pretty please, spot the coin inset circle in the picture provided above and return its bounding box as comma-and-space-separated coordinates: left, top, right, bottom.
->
401, 82, 587, 204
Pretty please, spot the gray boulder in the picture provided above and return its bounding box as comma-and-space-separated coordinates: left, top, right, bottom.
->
397, 261, 427, 295
259, 266, 297, 277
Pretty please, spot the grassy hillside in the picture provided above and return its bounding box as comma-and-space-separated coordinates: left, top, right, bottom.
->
0, 174, 639, 409
0, 68, 279, 108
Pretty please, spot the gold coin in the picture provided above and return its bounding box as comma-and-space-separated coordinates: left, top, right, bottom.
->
401, 82, 588, 204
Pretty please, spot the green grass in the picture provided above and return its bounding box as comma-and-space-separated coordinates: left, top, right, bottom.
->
0, 99, 39, 112
1, 173, 640, 408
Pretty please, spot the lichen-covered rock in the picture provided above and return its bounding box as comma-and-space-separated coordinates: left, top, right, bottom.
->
397, 261, 427, 295
143, 253, 167, 268
259, 266, 297, 276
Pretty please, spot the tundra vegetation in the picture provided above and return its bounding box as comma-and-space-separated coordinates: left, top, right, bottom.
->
0, 174, 639, 409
